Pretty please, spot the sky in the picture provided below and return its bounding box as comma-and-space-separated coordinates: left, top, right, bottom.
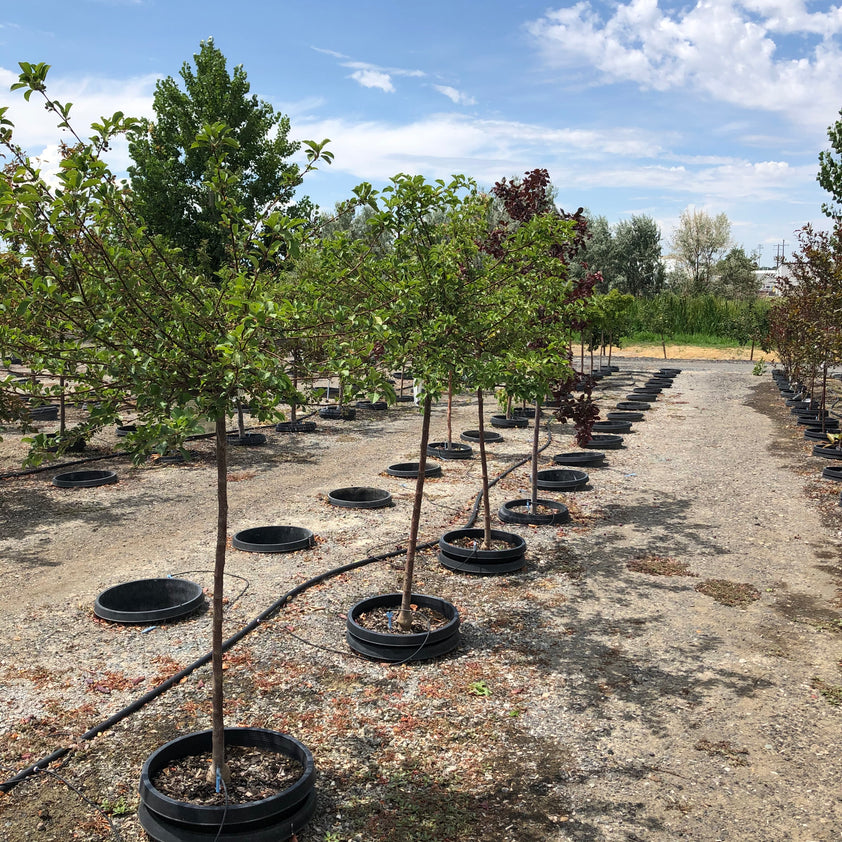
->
2, 0, 841, 268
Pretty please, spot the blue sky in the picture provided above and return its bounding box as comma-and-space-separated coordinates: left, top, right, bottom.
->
2, 0, 841, 267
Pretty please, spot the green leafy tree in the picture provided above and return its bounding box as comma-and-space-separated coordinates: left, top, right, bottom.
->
818, 108, 842, 218
612, 214, 665, 296
128, 39, 306, 271
713, 246, 760, 299
670, 208, 731, 292
1, 62, 333, 786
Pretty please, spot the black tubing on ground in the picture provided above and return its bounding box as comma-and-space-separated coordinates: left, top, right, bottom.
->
0, 413, 554, 794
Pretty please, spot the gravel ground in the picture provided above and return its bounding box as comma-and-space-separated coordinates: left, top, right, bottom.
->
0, 357, 839, 841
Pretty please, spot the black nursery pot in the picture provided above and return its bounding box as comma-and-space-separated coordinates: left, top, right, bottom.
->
427, 441, 473, 460
52, 469, 117, 488
498, 498, 569, 526
138, 727, 316, 842
536, 468, 589, 490
812, 443, 842, 460
438, 527, 527, 575
490, 414, 529, 429
95, 578, 204, 624
460, 429, 503, 443
328, 487, 392, 509
385, 462, 442, 478
584, 434, 624, 450
275, 420, 317, 433
346, 593, 460, 662
227, 432, 267, 446
606, 411, 644, 423
318, 406, 356, 421
232, 526, 315, 553
592, 420, 632, 434
616, 401, 652, 411
553, 451, 605, 467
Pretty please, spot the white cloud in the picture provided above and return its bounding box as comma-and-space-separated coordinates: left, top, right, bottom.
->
349, 69, 395, 93
292, 112, 667, 188
291, 110, 800, 212
526, 1, 842, 129
312, 47, 425, 93
434, 85, 477, 106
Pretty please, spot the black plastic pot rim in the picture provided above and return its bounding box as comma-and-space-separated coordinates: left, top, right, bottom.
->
439, 527, 527, 560
498, 498, 570, 525
385, 462, 443, 478
138, 727, 315, 827
52, 469, 118, 488
535, 468, 589, 490
94, 578, 205, 624
460, 430, 503, 443
552, 451, 605, 465
438, 551, 525, 575
346, 593, 460, 647
328, 486, 393, 509
232, 526, 315, 553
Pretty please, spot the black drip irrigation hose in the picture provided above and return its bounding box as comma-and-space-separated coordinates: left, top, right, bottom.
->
0, 413, 555, 794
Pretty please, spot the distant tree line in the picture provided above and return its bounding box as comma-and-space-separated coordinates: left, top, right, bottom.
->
578, 207, 761, 300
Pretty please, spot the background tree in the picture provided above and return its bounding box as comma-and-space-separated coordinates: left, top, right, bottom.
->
712, 246, 760, 299
670, 207, 731, 292
818, 108, 842, 219
612, 213, 665, 296
128, 38, 306, 271
574, 210, 614, 290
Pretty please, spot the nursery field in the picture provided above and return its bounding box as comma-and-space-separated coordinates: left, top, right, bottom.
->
0, 359, 839, 841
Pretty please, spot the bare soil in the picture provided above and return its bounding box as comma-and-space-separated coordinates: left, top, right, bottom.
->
0, 354, 840, 841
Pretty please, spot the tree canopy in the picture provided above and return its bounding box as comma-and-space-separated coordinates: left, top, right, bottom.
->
127, 38, 306, 271
818, 109, 842, 219
670, 207, 731, 292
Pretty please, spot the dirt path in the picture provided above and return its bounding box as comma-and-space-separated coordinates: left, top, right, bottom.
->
0, 358, 839, 841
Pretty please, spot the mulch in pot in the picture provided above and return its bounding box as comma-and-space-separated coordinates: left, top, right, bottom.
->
354, 604, 449, 634
151, 744, 303, 807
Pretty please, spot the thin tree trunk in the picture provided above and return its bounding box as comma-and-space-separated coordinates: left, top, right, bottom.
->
398, 394, 432, 631
236, 401, 245, 439
530, 402, 542, 508
290, 353, 298, 423
209, 416, 230, 785
579, 333, 584, 374
59, 374, 66, 435
749, 340, 755, 361
821, 365, 828, 434
506, 394, 513, 419
446, 371, 453, 449
607, 340, 613, 367
476, 388, 492, 549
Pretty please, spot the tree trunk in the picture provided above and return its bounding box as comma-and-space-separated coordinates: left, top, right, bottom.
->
821, 365, 828, 434
446, 371, 453, 449
58, 374, 66, 436
607, 340, 613, 367
476, 388, 492, 549
579, 333, 584, 375
290, 354, 298, 423
506, 394, 513, 419
749, 340, 755, 361
397, 394, 432, 631
530, 402, 542, 508
209, 416, 231, 785
236, 401, 246, 439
